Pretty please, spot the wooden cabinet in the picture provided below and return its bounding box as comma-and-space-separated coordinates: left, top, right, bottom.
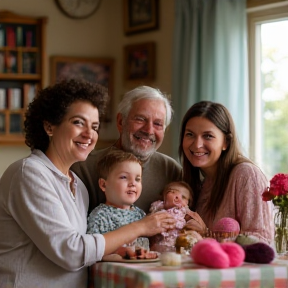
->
0, 10, 46, 145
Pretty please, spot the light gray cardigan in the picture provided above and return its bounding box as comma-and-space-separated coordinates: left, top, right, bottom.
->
0, 149, 105, 288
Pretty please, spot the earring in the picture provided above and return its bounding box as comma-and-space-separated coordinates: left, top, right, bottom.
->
47, 131, 53, 137
45, 123, 53, 136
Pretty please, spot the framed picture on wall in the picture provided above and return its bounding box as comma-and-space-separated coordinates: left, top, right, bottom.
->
124, 42, 156, 83
50, 56, 114, 121
123, 0, 159, 35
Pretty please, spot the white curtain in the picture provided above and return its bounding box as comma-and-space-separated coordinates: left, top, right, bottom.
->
172, 0, 249, 160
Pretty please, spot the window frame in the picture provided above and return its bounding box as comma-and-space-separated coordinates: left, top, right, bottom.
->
247, 4, 288, 168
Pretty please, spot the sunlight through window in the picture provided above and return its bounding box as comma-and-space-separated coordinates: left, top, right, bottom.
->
260, 20, 288, 178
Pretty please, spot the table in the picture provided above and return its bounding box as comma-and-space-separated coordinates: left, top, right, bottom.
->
90, 256, 288, 288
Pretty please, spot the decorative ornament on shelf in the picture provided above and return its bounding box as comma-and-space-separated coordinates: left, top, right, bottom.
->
262, 173, 288, 254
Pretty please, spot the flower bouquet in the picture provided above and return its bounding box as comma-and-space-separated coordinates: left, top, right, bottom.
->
262, 173, 288, 254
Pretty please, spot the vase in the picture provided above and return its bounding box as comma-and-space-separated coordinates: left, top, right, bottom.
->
274, 207, 288, 254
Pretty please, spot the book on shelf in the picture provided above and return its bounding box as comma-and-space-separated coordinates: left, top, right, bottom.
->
16, 26, 23, 47
0, 24, 5, 47
8, 88, 22, 110
25, 30, 34, 47
0, 88, 6, 109
6, 26, 16, 47
0, 52, 4, 73
9, 113, 22, 133
22, 52, 37, 74
23, 83, 37, 105
0, 113, 5, 133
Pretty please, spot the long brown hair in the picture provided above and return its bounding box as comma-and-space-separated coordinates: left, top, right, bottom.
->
178, 101, 251, 219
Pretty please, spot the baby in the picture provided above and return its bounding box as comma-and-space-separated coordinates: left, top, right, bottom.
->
149, 181, 202, 252
87, 149, 149, 251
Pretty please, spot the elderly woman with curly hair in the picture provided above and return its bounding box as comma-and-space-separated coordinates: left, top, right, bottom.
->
0, 79, 175, 288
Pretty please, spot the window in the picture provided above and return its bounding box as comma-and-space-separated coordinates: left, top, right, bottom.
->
248, 4, 288, 179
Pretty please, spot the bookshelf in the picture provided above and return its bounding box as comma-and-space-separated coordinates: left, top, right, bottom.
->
0, 10, 46, 145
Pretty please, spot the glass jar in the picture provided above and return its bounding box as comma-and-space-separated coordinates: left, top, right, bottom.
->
274, 206, 288, 254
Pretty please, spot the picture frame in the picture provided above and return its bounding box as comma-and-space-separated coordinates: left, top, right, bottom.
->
123, 0, 159, 35
50, 56, 114, 121
124, 42, 156, 82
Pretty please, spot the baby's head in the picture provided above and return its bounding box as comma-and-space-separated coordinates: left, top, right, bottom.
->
162, 181, 193, 210
97, 150, 142, 209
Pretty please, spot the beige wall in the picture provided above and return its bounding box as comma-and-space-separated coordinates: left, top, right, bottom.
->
0, 0, 175, 176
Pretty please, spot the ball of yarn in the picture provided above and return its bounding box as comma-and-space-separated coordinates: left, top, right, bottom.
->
242, 242, 275, 264
220, 242, 245, 267
191, 238, 230, 268
235, 234, 260, 246
213, 217, 240, 232
191, 238, 245, 268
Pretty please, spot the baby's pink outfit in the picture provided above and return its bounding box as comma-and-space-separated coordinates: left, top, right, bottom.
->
149, 200, 187, 247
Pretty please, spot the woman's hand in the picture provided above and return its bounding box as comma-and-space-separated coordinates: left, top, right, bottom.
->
184, 210, 207, 235
137, 211, 176, 237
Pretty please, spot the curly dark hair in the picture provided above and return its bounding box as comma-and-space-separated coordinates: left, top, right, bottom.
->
24, 79, 109, 152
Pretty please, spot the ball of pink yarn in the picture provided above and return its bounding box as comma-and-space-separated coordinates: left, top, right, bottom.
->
220, 242, 245, 267
191, 238, 245, 268
191, 238, 230, 268
212, 217, 240, 232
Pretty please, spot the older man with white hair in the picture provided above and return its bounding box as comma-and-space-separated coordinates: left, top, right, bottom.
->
71, 86, 182, 213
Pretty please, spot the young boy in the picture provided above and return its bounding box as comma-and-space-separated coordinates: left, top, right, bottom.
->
87, 149, 149, 250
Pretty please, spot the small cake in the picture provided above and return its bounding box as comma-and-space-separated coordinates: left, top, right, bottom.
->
212, 217, 240, 242
175, 230, 203, 254
160, 252, 182, 266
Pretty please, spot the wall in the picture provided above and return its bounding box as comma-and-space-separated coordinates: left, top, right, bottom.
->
0, 0, 175, 176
